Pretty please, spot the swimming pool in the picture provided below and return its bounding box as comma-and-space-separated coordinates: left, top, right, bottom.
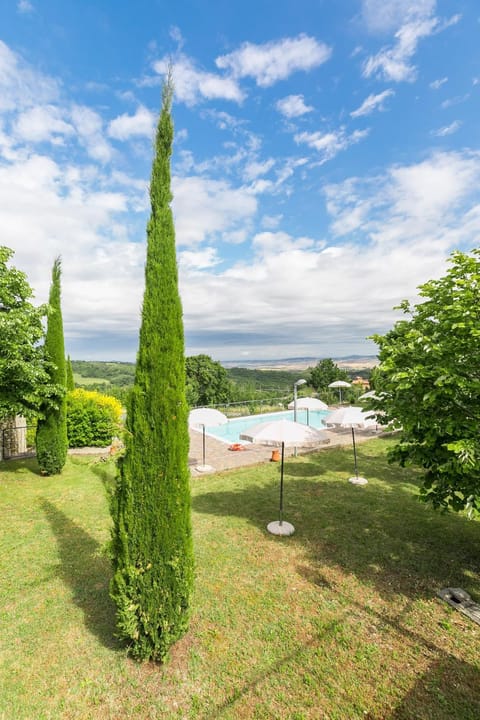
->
204, 408, 329, 444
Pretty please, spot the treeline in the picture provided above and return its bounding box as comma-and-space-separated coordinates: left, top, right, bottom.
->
72, 357, 374, 408
72, 361, 135, 386
227, 367, 307, 391
72, 360, 304, 391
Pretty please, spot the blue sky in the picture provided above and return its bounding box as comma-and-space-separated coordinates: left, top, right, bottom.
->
1, 0, 479, 362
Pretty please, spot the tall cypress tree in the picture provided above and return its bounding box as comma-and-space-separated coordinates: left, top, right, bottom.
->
36, 257, 68, 475
66, 355, 75, 391
110, 77, 194, 662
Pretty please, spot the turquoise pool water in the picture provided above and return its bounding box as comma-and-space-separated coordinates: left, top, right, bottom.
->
205, 409, 329, 444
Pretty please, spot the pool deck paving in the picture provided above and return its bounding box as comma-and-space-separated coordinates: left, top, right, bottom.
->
188, 423, 382, 476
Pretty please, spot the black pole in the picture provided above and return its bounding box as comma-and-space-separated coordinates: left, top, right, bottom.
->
351, 426, 359, 478
202, 425, 206, 466
279, 441, 285, 526
307, 408, 310, 426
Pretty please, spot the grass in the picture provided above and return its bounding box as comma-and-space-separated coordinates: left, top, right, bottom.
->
1, 439, 479, 719
73, 374, 110, 386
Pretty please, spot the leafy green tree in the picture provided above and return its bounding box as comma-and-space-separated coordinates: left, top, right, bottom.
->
66, 355, 75, 391
371, 249, 480, 514
0, 246, 54, 420
186, 354, 233, 406
309, 358, 349, 392
36, 258, 68, 475
110, 76, 194, 662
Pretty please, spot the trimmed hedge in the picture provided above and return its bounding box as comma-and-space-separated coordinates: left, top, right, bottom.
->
66, 389, 122, 447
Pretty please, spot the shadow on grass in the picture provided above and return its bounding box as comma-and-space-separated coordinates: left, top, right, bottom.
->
388, 656, 480, 719
40, 499, 118, 650
1, 456, 43, 475
199, 590, 480, 720
193, 443, 480, 603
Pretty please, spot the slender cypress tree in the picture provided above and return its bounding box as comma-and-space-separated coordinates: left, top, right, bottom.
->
36, 257, 68, 475
66, 355, 75, 391
110, 77, 194, 662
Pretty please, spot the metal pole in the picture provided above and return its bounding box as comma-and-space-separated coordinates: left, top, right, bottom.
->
351, 427, 359, 479
307, 408, 310, 426
293, 383, 298, 422
279, 441, 285, 526
202, 425, 206, 466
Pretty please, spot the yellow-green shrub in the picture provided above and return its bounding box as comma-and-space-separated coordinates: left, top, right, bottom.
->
66, 389, 122, 447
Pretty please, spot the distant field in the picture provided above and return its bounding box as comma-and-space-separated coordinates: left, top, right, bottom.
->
73, 374, 110, 386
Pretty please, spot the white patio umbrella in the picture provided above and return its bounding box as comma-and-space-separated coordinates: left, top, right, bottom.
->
240, 419, 329, 536
287, 397, 329, 411
188, 408, 228, 472
328, 380, 351, 403
325, 406, 377, 485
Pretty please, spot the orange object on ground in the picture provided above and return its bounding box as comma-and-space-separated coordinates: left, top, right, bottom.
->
270, 449, 280, 462
229, 443, 245, 451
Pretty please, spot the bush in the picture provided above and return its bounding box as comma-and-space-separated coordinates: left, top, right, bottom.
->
66, 389, 122, 447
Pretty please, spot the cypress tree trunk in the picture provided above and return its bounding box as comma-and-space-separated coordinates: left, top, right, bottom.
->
36, 257, 68, 475
110, 77, 194, 662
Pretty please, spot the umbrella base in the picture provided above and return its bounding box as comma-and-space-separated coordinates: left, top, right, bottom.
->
348, 476, 368, 485
267, 520, 295, 536
195, 464, 215, 473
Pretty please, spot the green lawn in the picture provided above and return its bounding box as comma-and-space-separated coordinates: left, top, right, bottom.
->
1, 439, 479, 719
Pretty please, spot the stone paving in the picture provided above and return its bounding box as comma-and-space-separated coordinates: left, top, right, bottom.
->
188, 424, 382, 476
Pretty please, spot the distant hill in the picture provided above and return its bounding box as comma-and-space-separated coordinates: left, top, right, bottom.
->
221, 355, 377, 371
71, 356, 377, 392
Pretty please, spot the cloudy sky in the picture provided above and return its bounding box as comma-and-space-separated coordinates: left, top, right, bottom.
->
1, 0, 479, 363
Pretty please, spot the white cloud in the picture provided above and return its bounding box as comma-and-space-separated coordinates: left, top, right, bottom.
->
14, 105, 74, 144
430, 76, 448, 89
108, 105, 156, 141
276, 94, 313, 118
261, 214, 283, 229
0, 40, 59, 112
17, 0, 34, 13
362, 2, 460, 84
70, 105, 113, 162
172, 175, 257, 246
178, 247, 221, 271
441, 94, 470, 109
350, 89, 394, 117
361, 0, 436, 34
216, 34, 331, 87
153, 54, 244, 106
432, 120, 462, 137
363, 16, 438, 82
180, 150, 480, 360
294, 127, 369, 164
242, 158, 275, 182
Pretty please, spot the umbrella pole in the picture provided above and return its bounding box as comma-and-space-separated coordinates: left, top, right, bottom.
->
351, 427, 359, 479
279, 441, 285, 526
307, 408, 310, 426
202, 425, 206, 466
